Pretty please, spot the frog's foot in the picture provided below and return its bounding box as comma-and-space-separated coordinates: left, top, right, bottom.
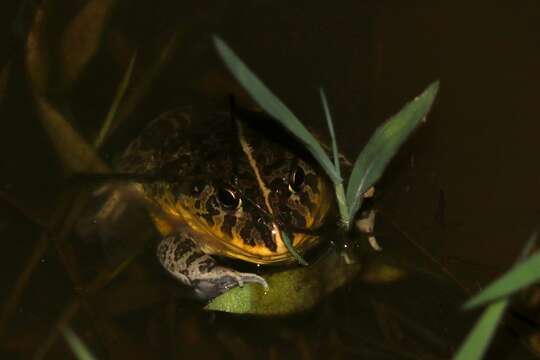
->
157, 234, 268, 299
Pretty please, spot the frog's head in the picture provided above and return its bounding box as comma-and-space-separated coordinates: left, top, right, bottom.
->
164, 111, 333, 265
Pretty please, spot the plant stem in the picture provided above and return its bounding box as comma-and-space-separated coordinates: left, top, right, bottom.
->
334, 181, 349, 229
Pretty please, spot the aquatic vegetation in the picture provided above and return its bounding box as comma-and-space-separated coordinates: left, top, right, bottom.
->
210, 36, 438, 311
62, 327, 97, 360
454, 232, 540, 359
2, 1, 538, 358
214, 35, 438, 240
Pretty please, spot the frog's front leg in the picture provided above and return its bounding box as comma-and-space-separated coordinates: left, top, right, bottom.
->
157, 234, 268, 299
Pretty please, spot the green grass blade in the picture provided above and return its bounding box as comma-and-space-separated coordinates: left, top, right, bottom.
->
319, 88, 340, 177
213, 36, 341, 184
464, 237, 540, 310
62, 326, 97, 360
345, 81, 439, 225
94, 53, 136, 149
453, 299, 508, 360
281, 231, 308, 266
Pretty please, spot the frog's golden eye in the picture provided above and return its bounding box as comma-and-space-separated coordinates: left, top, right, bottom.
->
288, 166, 305, 193
217, 188, 242, 210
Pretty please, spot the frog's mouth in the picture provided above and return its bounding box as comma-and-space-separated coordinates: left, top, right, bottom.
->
151, 195, 328, 265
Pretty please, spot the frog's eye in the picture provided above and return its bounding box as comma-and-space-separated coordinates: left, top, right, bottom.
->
217, 188, 242, 210
288, 166, 305, 193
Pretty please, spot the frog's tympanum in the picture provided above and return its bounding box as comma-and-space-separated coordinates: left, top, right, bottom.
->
94, 103, 333, 299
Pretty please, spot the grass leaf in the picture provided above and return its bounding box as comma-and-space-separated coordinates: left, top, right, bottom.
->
455, 232, 538, 359
109, 32, 178, 137
281, 231, 308, 266
213, 36, 341, 184
62, 326, 97, 360
453, 299, 508, 360
346, 81, 439, 224
94, 53, 136, 149
464, 236, 540, 310
319, 88, 340, 176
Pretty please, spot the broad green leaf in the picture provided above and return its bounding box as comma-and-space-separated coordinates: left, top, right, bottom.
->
346, 81, 439, 224
464, 241, 540, 310
213, 36, 341, 184
62, 326, 98, 360
453, 299, 508, 360
94, 54, 136, 149
205, 247, 360, 315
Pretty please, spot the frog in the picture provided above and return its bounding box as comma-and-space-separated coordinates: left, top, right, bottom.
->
92, 100, 334, 299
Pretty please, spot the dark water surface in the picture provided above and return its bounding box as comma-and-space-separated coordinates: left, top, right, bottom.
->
1, 1, 539, 359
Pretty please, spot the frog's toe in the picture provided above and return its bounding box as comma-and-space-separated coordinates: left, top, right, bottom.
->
157, 234, 268, 299
193, 268, 268, 300
235, 271, 269, 290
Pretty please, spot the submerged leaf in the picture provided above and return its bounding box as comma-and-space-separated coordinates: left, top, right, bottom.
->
205, 247, 360, 315
213, 36, 341, 184
60, 0, 117, 87
62, 327, 97, 360
25, 3, 49, 94
94, 53, 136, 148
346, 81, 439, 224
110, 32, 178, 137
35, 97, 109, 173
361, 262, 405, 284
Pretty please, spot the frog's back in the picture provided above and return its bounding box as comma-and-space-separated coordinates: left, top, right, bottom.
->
110, 102, 332, 266
117, 105, 234, 179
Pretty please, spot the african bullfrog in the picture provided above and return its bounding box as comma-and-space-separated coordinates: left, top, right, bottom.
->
93, 101, 334, 299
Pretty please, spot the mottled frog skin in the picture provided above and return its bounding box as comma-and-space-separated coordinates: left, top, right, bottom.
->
95, 102, 333, 299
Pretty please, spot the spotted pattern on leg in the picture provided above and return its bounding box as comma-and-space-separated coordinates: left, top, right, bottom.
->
157, 234, 268, 299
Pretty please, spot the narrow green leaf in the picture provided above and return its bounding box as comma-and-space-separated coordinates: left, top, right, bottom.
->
62, 326, 97, 360
464, 241, 540, 310
94, 53, 136, 149
453, 299, 508, 360
319, 88, 341, 177
213, 36, 341, 184
346, 81, 439, 224
281, 231, 308, 266
110, 32, 178, 137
